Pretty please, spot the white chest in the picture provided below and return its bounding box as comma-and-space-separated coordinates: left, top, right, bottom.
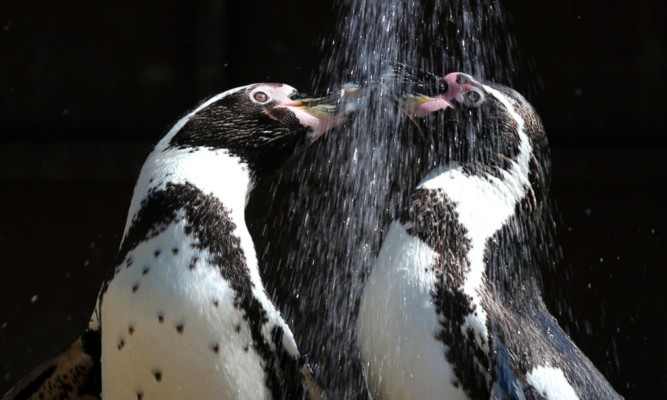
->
100, 220, 272, 400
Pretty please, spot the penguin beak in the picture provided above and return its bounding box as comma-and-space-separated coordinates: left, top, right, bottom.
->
378, 62, 455, 118
399, 94, 455, 118
279, 85, 362, 142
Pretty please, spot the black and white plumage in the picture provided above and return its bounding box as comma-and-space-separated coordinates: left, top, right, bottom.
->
3, 83, 344, 400
357, 73, 623, 399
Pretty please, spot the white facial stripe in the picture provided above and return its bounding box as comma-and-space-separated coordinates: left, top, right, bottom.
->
485, 85, 532, 181
419, 84, 532, 352
157, 84, 254, 149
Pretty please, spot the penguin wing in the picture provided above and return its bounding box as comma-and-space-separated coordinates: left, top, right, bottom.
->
533, 312, 624, 400
490, 337, 532, 400
490, 334, 561, 400
2, 329, 101, 400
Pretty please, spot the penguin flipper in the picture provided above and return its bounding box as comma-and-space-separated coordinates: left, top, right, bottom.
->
490, 337, 530, 400
2, 329, 101, 400
298, 354, 329, 400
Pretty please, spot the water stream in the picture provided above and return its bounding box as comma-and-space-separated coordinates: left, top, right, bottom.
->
250, 1, 546, 398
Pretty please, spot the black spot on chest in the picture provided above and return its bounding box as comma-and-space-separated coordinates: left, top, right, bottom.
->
102, 182, 302, 399
109, 182, 250, 295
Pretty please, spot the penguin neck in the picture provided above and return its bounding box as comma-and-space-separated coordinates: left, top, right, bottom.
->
122, 86, 261, 235
123, 146, 258, 264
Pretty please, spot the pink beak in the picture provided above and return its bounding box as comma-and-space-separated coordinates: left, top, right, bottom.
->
400, 72, 479, 117
275, 86, 361, 142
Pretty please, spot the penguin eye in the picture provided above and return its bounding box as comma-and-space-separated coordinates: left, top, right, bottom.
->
253, 91, 269, 103
462, 88, 484, 107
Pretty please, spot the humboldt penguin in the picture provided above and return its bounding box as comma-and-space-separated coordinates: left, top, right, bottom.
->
357, 72, 623, 399
3, 83, 350, 400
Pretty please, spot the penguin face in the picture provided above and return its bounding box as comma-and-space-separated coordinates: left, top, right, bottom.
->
168, 83, 347, 179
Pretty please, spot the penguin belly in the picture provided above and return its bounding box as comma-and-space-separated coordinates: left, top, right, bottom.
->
357, 222, 469, 400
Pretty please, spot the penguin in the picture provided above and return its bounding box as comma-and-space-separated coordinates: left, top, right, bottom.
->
356, 72, 623, 399
3, 83, 349, 400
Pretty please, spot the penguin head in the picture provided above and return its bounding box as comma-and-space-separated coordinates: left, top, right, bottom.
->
400, 72, 549, 179
166, 83, 348, 179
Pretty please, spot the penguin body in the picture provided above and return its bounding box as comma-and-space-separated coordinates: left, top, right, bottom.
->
4, 83, 343, 400
357, 73, 622, 399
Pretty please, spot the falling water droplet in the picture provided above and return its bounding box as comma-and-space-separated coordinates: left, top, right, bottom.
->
260, 0, 557, 396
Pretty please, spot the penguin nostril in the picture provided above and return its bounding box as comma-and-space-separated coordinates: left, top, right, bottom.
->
439, 81, 449, 95
455, 73, 467, 85
289, 92, 308, 101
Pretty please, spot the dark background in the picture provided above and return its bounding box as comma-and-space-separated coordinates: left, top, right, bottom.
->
0, 0, 665, 398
